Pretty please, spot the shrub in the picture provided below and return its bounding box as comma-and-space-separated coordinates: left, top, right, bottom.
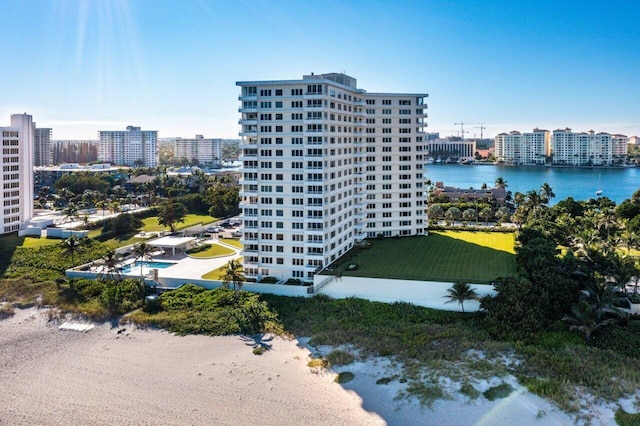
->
615, 408, 640, 426
135, 284, 282, 335
253, 346, 266, 355
307, 358, 330, 369
483, 383, 513, 401
334, 372, 355, 384
186, 244, 212, 254
326, 349, 355, 366
0, 303, 15, 319
459, 382, 481, 399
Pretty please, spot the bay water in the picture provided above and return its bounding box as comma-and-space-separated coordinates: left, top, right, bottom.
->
425, 164, 640, 205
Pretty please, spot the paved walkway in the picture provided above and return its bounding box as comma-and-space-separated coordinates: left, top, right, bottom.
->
149, 239, 241, 280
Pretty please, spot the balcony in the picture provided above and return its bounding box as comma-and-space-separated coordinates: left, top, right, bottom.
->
238, 94, 257, 101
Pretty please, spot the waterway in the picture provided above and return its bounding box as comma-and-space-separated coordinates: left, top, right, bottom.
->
424, 164, 640, 205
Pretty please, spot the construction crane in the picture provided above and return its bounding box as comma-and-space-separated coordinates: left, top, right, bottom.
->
454, 122, 486, 139
454, 122, 468, 139
474, 124, 487, 139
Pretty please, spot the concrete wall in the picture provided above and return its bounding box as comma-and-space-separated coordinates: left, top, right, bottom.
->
316, 275, 495, 312
157, 277, 310, 297
46, 228, 89, 239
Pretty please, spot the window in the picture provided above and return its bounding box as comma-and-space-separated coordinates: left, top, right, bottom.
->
275, 89, 282, 96
382, 99, 392, 105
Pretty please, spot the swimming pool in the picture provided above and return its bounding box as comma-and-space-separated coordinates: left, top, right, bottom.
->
121, 261, 177, 274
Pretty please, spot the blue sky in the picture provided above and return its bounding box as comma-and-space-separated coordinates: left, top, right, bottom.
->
1, 0, 639, 140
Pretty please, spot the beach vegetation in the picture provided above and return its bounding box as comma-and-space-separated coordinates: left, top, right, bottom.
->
326, 349, 355, 365
0, 302, 15, 319
128, 284, 281, 336
459, 382, 481, 399
307, 358, 330, 369
221, 259, 246, 291
334, 371, 355, 384
482, 383, 513, 401
615, 408, 640, 426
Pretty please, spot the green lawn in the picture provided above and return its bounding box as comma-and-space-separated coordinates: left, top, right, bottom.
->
202, 257, 243, 280
187, 243, 235, 258
330, 231, 516, 283
219, 238, 243, 249
141, 214, 216, 232
20, 237, 62, 249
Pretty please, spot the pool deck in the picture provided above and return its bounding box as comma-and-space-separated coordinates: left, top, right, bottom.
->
150, 242, 241, 280
89, 239, 241, 281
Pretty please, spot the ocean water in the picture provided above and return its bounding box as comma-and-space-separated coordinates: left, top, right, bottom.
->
425, 164, 640, 205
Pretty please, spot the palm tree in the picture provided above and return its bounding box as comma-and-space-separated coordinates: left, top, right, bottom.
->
445, 206, 461, 225
132, 241, 154, 277
525, 190, 542, 218
479, 207, 493, 225
222, 259, 246, 291
62, 203, 79, 230
562, 300, 616, 341
539, 182, 555, 205
98, 248, 124, 282
495, 177, 507, 188
443, 281, 480, 313
462, 208, 476, 225
61, 235, 83, 266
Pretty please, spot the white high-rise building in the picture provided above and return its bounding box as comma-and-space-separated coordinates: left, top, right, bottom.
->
175, 135, 222, 166
34, 126, 52, 166
495, 128, 550, 165
98, 126, 158, 167
1, 114, 34, 235
425, 137, 476, 162
237, 73, 428, 282
552, 129, 627, 166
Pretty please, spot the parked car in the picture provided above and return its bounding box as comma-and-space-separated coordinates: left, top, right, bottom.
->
206, 226, 221, 233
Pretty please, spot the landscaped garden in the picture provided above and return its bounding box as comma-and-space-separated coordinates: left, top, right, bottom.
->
141, 213, 216, 232
328, 231, 516, 283
186, 243, 235, 258
201, 257, 244, 280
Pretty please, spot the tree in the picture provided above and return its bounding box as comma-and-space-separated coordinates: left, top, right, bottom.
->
562, 300, 616, 341
443, 281, 480, 313
157, 201, 187, 232
62, 203, 79, 230
132, 241, 154, 277
462, 208, 476, 225
445, 206, 461, 225
427, 204, 444, 222
495, 177, 507, 188
222, 259, 246, 291
61, 235, 83, 266
479, 207, 493, 225
539, 182, 555, 205
98, 248, 124, 282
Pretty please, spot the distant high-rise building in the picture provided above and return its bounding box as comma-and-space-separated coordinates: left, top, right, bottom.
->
98, 125, 158, 167
34, 127, 52, 166
237, 72, 428, 282
425, 137, 476, 162
495, 128, 551, 165
0, 113, 34, 235
551, 129, 627, 166
175, 135, 222, 166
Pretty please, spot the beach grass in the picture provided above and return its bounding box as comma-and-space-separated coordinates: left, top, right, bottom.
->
261, 294, 640, 412
329, 231, 516, 283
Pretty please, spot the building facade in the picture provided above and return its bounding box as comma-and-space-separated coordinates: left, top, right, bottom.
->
495, 128, 550, 165
237, 73, 428, 281
425, 137, 476, 163
1, 114, 34, 235
175, 135, 222, 166
98, 126, 158, 167
34, 127, 52, 166
552, 128, 627, 166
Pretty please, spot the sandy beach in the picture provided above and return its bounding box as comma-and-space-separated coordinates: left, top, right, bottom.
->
0, 308, 624, 425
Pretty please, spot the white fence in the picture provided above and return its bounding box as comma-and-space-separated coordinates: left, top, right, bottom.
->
315, 275, 496, 312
